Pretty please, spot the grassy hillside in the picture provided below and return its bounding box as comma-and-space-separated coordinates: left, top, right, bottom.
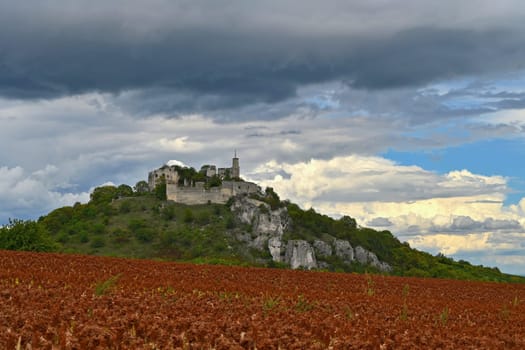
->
39, 194, 251, 264
2, 184, 524, 283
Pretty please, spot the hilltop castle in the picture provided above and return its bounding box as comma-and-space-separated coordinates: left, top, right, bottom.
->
148, 153, 260, 205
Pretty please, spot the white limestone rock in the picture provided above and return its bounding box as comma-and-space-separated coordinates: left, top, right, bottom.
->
268, 236, 284, 262
354, 245, 393, 272
285, 240, 317, 270
354, 245, 370, 265
231, 195, 289, 258
231, 195, 392, 272
313, 239, 332, 257
334, 239, 354, 262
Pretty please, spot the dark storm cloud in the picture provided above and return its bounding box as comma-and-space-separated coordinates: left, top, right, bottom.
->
1, 1, 525, 114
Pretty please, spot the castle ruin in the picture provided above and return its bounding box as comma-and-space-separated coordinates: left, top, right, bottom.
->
148, 153, 260, 205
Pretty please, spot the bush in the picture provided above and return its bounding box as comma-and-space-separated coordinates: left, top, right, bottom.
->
128, 218, 147, 231
196, 212, 210, 225
135, 228, 155, 243
119, 201, 132, 213
92, 222, 106, 235
183, 209, 194, 223
79, 232, 90, 243
112, 228, 131, 244
154, 176, 167, 200
90, 237, 106, 248
226, 216, 236, 229
0, 219, 57, 252
57, 232, 69, 244
161, 205, 176, 220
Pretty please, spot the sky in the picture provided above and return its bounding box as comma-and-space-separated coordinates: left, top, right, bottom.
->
1, 0, 525, 275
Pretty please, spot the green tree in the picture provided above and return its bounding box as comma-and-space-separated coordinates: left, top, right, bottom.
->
40, 206, 74, 233
264, 187, 281, 210
90, 186, 118, 204
116, 184, 133, 198
339, 215, 357, 230
0, 219, 58, 252
154, 175, 167, 200
206, 175, 222, 189
134, 180, 150, 194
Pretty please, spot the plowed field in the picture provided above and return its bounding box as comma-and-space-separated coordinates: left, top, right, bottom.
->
1, 250, 524, 349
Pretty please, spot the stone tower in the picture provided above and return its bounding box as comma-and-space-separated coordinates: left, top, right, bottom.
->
232, 150, 240, 178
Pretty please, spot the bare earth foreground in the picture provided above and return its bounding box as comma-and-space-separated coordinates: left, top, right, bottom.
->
1, 251, 524, 349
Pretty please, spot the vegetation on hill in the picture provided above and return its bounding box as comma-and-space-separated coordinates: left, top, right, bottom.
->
1, 183, 524, 283
283, 203, 521, 281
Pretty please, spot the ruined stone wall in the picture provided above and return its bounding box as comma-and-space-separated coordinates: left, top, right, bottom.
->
148, 167, 180, 190
222, 181, 260, 196
166, 181, 259, 205
166, 184, 232, 204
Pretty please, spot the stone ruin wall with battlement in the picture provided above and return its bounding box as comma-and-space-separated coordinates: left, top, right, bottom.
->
166, 181, 260, 205
149, 154, 260, 205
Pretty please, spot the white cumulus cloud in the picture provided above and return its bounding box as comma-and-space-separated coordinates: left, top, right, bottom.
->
0, 165, 90, 222
249, 155, 525, 274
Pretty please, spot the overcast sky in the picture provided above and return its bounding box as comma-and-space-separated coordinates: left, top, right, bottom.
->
2, 0, 525, 275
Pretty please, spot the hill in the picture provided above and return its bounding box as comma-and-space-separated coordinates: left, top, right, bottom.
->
2, 184, 524, 283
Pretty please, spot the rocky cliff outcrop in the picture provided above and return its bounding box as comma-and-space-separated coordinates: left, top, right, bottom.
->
230, 195, 392, 272
313, 240, 332, 257
354, 246, 392, 272
285, 240, 317, 269
333, 239, 354, 261
230, 196, 289, 262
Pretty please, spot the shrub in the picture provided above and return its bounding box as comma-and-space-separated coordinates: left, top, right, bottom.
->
94, 274, 121, 296
119, 201, 132, 213
183, 209, 194, 223
79, 232, 90, 243
161, 205, 176, 220
226, 216, 236, 229
0, 219, 57, 252
154, 176, 167, 200
57, 232, 69, 244
135, 228, 155, 243
128, 218, 147, 231
112, 228, 131, 244
90, 237, 106, 248
92, 222, 106, 235
196, 212, 210, 225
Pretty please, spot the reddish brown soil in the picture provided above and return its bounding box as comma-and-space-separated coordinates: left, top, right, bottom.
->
1, 250, 524, 349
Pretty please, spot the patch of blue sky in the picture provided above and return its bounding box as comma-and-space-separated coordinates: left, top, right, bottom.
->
418, 77, 475, 96
442, 95, 499, 110
406, 120, 471, 140
486, 71, 525, 93
383, 138, 525, 205
422, 74, 525, 110
304, 92, 340, 110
